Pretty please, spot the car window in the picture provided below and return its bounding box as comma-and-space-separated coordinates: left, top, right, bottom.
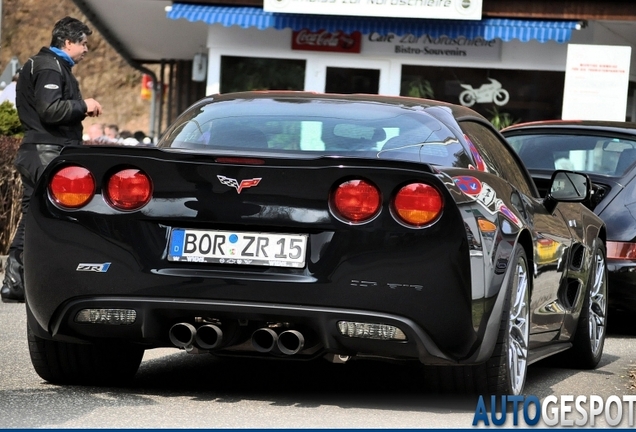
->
461, 121, 535, 197
506, 133, 636, 177
158, 98, 473, 168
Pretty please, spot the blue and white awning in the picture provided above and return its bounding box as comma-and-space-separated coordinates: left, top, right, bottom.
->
167, 4, 581, 43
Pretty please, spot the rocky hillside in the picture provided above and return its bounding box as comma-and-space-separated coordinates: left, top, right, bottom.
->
0, 0, 152, 135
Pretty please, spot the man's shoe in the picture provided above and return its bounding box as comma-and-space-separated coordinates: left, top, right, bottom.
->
1, 250, 24, 303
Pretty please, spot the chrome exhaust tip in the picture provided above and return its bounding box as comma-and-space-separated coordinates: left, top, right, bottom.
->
195, 324, 223, 350
169, 322, 196, 349
251, 328, 278, 353
277, 330, 305, 355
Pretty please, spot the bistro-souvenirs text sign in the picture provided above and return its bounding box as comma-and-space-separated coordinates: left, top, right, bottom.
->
364, 33, 501, 61
264, 0, 483, 20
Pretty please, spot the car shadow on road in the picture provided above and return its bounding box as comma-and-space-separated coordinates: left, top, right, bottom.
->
130, 350, 480, 413
126, 312, 636, 414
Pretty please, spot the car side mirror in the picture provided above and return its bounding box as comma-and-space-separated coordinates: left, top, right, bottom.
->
544, 170, 591, 214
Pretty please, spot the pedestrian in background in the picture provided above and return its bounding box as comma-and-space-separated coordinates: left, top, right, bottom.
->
0, 71, 19, 106
86, 122, 106, 142
105, 123, 119, 141
1, 16, 102, 302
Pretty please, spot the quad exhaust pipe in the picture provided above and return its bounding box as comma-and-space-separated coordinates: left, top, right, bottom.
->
250, 328, 306, 355
168, 323, 307, 356
169, 322, 223, 350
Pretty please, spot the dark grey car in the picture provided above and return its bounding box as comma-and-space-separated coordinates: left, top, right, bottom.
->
503, 120, 636, 312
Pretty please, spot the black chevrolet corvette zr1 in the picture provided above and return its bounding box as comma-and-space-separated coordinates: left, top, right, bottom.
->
24, 92, 607, 395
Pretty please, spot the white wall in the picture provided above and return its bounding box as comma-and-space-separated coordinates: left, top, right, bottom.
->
584, 21, 636, 82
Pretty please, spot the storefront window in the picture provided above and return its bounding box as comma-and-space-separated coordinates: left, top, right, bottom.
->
401, 65, 565, 125
220, 56, 306, 93
325, 67, 380, 94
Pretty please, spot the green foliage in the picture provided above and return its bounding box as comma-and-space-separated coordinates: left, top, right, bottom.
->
401, 77, 434, 99
0, 101, 23, 137
487, 106, 518, 131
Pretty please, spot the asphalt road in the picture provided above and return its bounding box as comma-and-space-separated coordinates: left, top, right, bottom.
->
1, 295, 636, 428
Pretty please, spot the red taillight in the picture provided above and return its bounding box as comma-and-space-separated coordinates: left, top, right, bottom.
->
105, 169, 152, 210
393, 183, 443, 227
607, 241, 636, 260
332, 179, 381, 223
49, 166, 95, 208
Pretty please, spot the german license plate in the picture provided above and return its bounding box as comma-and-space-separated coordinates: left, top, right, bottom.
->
168, 229, 308, 268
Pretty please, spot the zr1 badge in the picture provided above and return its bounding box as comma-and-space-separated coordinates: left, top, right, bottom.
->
76, 263, 111, 272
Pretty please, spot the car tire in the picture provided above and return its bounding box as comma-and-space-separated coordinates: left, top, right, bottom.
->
484, 244, 530, 395
27, 322, 144, 386
563, 241, 608, 369
423, 244, 530, 395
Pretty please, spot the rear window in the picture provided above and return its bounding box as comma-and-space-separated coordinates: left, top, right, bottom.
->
158, 97, 473, 168
507, 133, 636, 177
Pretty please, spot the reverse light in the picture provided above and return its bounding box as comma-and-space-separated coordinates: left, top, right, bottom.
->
49, 166, 95, 208
331, 179, 381, 223
607, 241, 636, 260
392, 183, 443, 227
338, 321, 407, 341
75, 308, 137, 325
105, 169, 152, 210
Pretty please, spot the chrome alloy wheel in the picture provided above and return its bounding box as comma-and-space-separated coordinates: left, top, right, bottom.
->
508, 257, 530, 395
588, 249, 608, 358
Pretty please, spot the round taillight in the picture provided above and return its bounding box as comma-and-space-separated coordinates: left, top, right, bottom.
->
332, 179, 381, 223
393, 183, 443, 227
106, 169, 152, 210
49, 166, 95, 209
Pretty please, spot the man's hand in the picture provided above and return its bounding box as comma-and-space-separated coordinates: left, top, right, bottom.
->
85, 98, 103, 117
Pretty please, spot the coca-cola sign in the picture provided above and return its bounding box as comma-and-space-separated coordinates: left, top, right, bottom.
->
292, 29, 361, 53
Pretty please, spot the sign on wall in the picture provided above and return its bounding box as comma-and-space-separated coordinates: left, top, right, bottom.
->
264, 0, 482, 21
292, 30, 362, 53
364, 32, 501, 61
562, 44, 632, 121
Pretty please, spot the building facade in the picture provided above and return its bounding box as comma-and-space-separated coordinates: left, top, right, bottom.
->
72, 0, 636, 135
167, 0, 635, 125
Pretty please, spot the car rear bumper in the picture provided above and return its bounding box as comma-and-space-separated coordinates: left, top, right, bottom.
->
27, 295, 495, 366
608, 260, 636, 311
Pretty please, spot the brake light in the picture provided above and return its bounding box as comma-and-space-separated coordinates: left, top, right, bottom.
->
332, 179, 381, 223
105, 169, 152, 210
393, 183, 443, 227
607, 241, 636, 260
215, 157, 265, 165
49, 166, 95, 208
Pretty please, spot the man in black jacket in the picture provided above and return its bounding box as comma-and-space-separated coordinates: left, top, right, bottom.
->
1, 17, 102, 302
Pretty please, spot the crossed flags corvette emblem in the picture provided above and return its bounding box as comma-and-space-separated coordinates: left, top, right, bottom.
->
217, 175, 262, 194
